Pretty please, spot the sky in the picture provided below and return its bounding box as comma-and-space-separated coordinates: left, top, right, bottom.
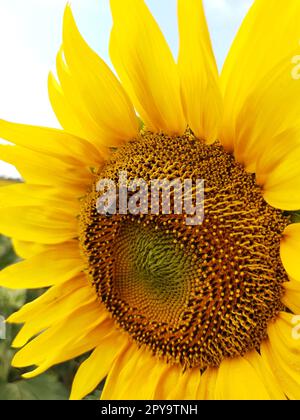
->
0, 0, 253, 178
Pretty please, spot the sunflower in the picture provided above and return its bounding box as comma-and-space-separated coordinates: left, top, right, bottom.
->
1, 0, 300, 401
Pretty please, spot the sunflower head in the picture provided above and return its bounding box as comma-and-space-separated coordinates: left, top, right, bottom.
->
1, 0, 300, 401
80, 130, 290, 369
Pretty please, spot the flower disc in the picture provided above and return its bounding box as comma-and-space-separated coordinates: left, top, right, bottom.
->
80, 132, 290, 369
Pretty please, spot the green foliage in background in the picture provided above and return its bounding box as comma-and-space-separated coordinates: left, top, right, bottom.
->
0, 235, 102, 400
0, 235, 66, 400
0, 180, 103, 400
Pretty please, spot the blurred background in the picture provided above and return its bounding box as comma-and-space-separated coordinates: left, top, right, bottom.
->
0, 0, 253, 400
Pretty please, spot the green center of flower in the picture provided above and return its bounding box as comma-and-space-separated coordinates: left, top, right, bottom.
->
114, 222, 192, 325
79, 132, 290, 369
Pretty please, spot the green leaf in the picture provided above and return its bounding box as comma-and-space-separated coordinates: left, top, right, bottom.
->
291, 212, 300, 223
0, 288, 26, 313
0, 235, 19, 270
0, 382, 32, 400
0, 374, 69, 400
0, 342, 14, 382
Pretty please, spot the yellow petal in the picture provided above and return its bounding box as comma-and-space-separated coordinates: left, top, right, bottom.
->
61, 6, 139, 150
0, 242, 83, 289
154, 365, 200, 400
101, 344, 165, 400
70, 330, 129, 400
0, 184, 80, 215
12, 240, 47, 259
22, 321, 116, 379
200, 353, 286, 400
283, 280, 300, 314
178, 0, 223, 143
49, 55, 111, 157
12, 300, 107, 370
280, 224, 300, 281
0, 205, 78, 244
197, 368, 218, 400
48, 73, 91, 144
12, 282, 94, 348
244, 350, 286, 400
221, 0, 300, 160
255, 128, 300, 210
214, 354, 273, 400
110, 0, 186, 135
0, 144, 93, 192
261, 312, 300, 400
0, 118, 101, 167
234, 61, 300, 172
8, 274, 87, 324
167, 369, 200, 400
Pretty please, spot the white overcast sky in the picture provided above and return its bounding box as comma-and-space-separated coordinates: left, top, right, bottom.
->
0, 0, 253, 178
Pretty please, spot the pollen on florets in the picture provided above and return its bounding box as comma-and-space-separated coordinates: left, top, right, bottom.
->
79, 131, 290, 369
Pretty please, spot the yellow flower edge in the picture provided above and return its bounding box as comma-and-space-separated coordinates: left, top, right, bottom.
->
0, 0, 300, 400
